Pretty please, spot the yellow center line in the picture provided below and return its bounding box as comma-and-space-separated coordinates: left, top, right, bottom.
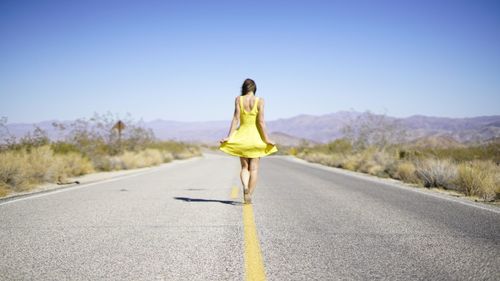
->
243, 203, 267, 281
231, 185, 239, 199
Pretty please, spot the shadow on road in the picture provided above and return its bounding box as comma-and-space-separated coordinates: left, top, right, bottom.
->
173, 197, 241, 205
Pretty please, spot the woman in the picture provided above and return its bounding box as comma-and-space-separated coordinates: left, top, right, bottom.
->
219, 79, 278, 204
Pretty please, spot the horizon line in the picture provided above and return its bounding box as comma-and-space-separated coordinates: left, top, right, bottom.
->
4, 111, 500, 125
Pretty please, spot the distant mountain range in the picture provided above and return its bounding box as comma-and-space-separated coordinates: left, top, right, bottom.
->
4, 112, 500, 146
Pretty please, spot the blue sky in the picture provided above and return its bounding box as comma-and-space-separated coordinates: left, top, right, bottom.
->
1, 0, 499, 123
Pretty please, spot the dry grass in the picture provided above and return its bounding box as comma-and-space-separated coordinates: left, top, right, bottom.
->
56, 152, 94, 181
0, 183, 9, 197
300, 149, 500, 201
338, 154, 357, 171
0, 146, 94, 194
456, 161, 499, 201
292, 133, 500, 201
93, 150, 168, 171
25, 146, 58, 183
415, 158, 458, 190
0, 145, 189, 196
395, 161, 420, 184
106, 149, 173, 170
89, 144, 199, 171
299, 152, 352, 169
299, 153, 332, 166
0, 150, 30, 191
0, 115, 202, 197
358, 150, 396, 177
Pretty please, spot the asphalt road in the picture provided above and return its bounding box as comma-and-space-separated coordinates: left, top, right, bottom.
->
1, 153, 499, 280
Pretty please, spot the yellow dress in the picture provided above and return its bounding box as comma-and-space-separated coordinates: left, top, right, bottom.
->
219, 96, 278, 158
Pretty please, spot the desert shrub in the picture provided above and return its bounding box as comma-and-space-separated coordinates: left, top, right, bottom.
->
402, 142, 500, 163
341, 154, 359, 171
103, 149, 174, 171
357, 158, 377, 174
0, 146, 55, 191
326, 139, 353, 154
51, 142, 81, 155
58, 152, 94, 178
415, 158, 458, 189
293, 138, 500, 201
297, 152, 341, 168
395, 161, 420, 183
53, 112, 155, 159
125, 149, 163, 168
148, 140, 189, 154
327, 153, 348, 168
91, 155, 113, 171
24, 146, 56, 183
373, 150, 398, 177
147, 140, 201, 159
456, 161, 498, 200
0, 145, 95, 193
173, 151, 196, 160
0, 150, 29, 191
355, 148, 379, 175
0, 114, 202, 197
298, 152, 328, 165
0, 122, 50, 152
18, 126, 50, 149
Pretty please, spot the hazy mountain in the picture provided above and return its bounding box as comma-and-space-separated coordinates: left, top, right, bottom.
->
267, 111, 360, 143
268, 132, 319, 147
408, 135, 466, 149
400, 115, 500, 143
4, 112, 500, 145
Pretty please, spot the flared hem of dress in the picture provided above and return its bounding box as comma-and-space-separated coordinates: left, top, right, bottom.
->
219, 146, 278, 158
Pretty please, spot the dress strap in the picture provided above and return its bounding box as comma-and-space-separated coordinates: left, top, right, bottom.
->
239, 96, 244, 112
252, 97, 259, 112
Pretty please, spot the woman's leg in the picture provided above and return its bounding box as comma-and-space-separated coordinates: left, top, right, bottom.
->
248, 157, 260, 195
240, 157, 250, 192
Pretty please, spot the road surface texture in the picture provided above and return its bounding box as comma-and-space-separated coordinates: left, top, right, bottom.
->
1, 153, 499, 280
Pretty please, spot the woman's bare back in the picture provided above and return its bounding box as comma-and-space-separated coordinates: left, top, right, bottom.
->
239, 95, 258, 113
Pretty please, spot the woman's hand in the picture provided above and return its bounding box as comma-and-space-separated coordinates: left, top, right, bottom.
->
265, 139, 276, 146
220, 137, 230, 144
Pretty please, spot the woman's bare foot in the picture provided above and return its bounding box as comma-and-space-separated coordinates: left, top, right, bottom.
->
244, 191, 252, 204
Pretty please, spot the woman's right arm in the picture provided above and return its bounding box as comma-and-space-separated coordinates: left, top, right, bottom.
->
220, 97, 240, 143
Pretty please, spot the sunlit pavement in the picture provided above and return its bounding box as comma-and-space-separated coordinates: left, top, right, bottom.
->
1, 153, 499, 280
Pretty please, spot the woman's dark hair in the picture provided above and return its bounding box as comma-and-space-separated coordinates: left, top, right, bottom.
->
241, 78, 257, 95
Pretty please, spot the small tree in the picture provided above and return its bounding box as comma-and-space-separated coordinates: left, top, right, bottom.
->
18, 126, 50, 149
0, 117, 16, 150
342, 111, 407, 151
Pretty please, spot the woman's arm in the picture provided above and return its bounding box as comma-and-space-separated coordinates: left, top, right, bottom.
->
220, 97, 240, 143
256, 98, 275, 145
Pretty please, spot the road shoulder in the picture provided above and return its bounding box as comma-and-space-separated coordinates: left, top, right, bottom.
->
0, 156, 203, 204
278, 155, 500, 214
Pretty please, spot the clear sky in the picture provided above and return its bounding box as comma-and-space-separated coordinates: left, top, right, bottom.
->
1, 0, 499, 123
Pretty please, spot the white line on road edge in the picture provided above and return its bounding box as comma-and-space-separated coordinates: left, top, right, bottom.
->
281, 156, 500, 215
0, 157, 202, 207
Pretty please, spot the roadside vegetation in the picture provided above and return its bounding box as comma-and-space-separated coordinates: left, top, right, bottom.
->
0, 114, 200, 197
288, 112, 500, 202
